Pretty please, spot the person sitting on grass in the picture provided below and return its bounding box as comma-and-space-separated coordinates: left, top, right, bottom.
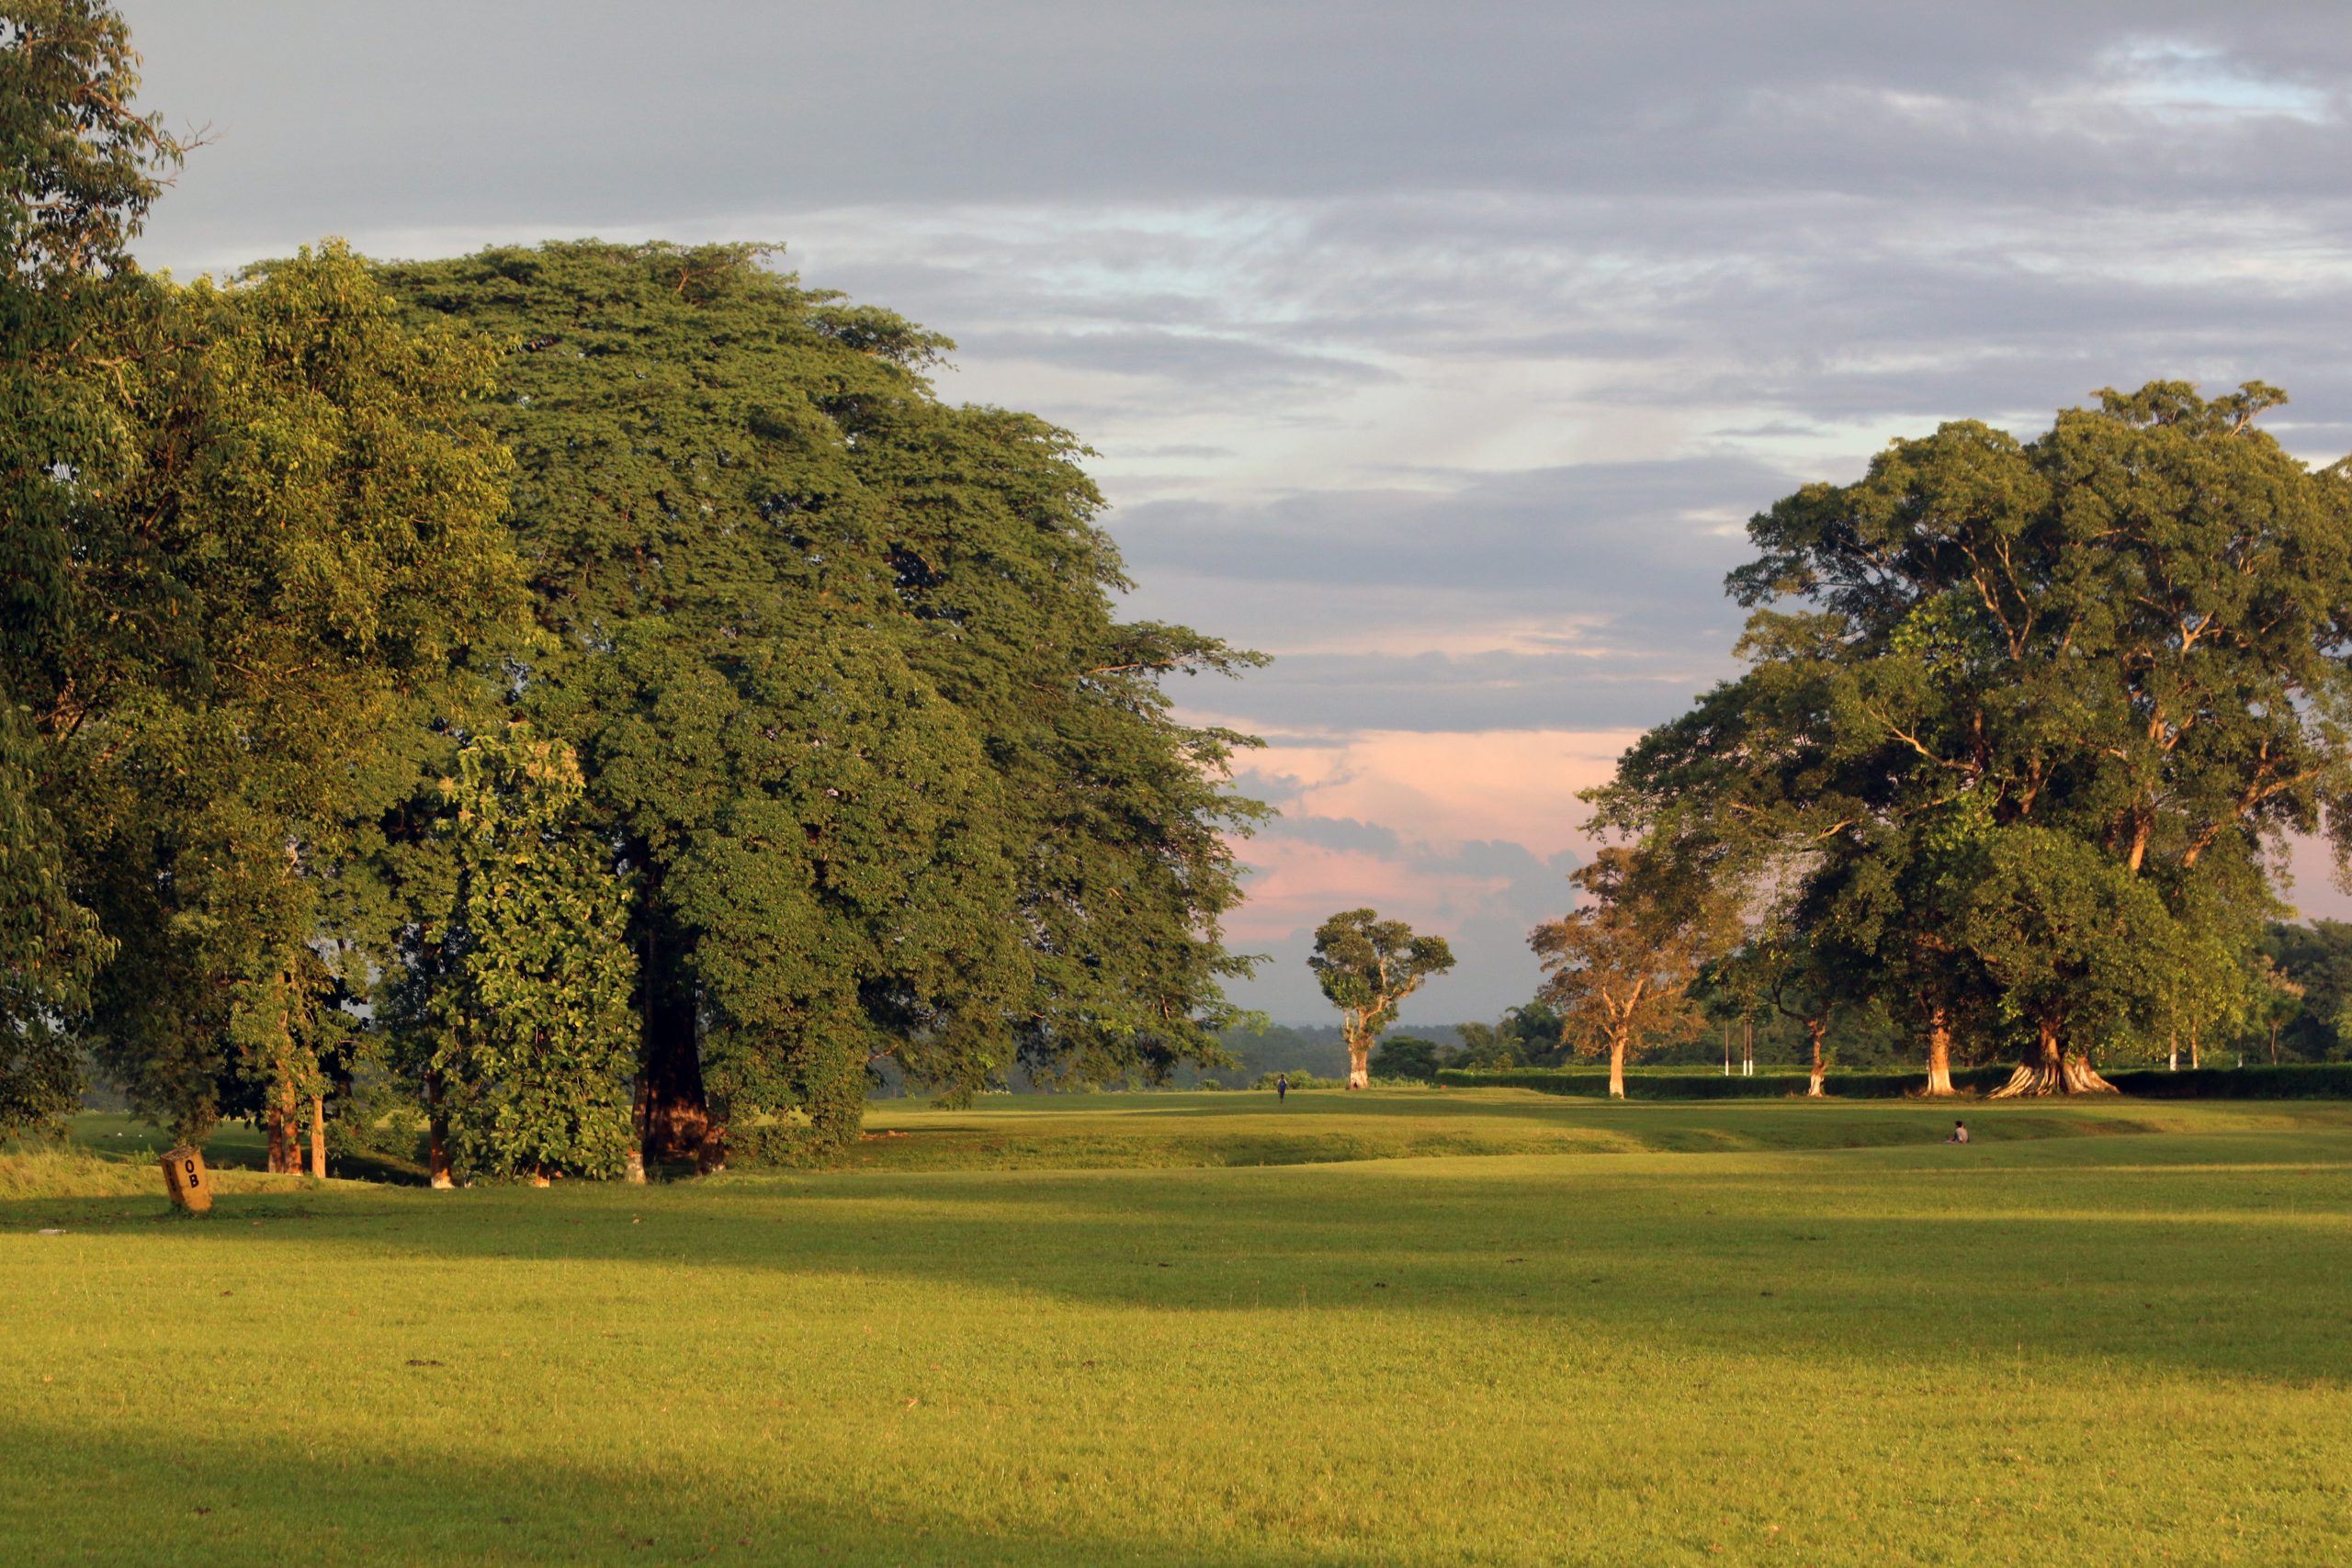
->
1947, 1120, 1970, 1145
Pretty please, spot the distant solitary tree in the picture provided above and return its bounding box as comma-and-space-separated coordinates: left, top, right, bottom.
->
1532, 848, 1731, 1099
1309, 911, 1455, 1090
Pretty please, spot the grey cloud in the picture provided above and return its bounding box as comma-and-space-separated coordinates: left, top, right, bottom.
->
1212, 653, 1741, 735
125, 2, 2352, 263
1257, 813, 1405, 856
974, 328, 1396, 392
1106, 457, 1771, 732
1226, 768, 1308, 809
747, 188, 2352, 465
1116, 457, 1781, 595
1120, 444, 1238, 460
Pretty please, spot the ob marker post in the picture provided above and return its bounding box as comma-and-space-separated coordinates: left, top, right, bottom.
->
160, 1145, 212, 1213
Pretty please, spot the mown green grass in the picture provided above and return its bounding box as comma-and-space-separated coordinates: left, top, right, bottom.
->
5, 1093, 2348, 1566
849, 1089, 2293, 1169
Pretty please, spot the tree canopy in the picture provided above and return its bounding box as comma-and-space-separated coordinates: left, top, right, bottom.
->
369, 242, 1266, 1165
1590, 382, 2352, 1092
0, 0, 175, 1131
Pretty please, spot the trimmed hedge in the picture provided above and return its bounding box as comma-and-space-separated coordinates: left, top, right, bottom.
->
1434, 1066, 2011, 1098
2102, 1063, 2352, 1099
1435, 1062, 2352, 1099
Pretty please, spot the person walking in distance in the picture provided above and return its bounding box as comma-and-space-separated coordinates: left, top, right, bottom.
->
1275, 1073, 1289, 1103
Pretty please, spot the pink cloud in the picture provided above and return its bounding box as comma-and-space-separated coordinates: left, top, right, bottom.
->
1252, 727, 1642, 859
2279, 832, 2352, 922
1227, 836, 1526, 943
1219, 727, 1641, 945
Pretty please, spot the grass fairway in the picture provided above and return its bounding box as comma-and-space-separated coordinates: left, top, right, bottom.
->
5, 1093, 2349, 1566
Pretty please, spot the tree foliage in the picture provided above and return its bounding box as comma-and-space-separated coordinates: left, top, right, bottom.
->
400, 728, 639, 1183
2262, 921, 2352, 1061
4, 13, 523, 1158
1450, 1000, 1569, 1069
62, 246, 521, 1158
0, 0, 175, 1130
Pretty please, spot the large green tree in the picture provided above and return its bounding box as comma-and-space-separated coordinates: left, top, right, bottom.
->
0, 0, 174, 1130
379, 243, 1263, 1166
1593, 383, 2352, 1092
40, 243, 521, 1162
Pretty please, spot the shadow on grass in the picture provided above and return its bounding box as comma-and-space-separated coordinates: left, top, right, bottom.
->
13, 1124, 2350, 1389
0, 1416, 1336, 1568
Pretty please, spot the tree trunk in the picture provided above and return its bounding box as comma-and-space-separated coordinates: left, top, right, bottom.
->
266, 1085, 301, 1174
309, 1093, 326, 1179
1608, 1038, 1626, 1100
1922, 1007, 1955, 1096
1806, 1021, 1826, 1098
1992, 1025, 2064, 1097
1991, 1023, 2120, 1097
2062, 1052, 2120, 1093
2168, 1030, 2178, 1072
425, 1069, 454, 1190
623, 1076, 649, 1185
2188, 1026, 2200, 1071
1347, 1034, 1371, 1091
2269, 1020, 2280, 1066
639, 937, 708, 1165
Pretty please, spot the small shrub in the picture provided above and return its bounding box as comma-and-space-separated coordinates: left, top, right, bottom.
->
1252, 1071, 1338, 1091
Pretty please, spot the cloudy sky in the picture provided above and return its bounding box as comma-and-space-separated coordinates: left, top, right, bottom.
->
121, 1, 2352, 1022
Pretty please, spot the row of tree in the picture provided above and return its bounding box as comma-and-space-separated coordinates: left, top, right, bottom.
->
1519, 382, 2352, 1096
1368, 912, 2352, 1085
2, 3, 1263, 1178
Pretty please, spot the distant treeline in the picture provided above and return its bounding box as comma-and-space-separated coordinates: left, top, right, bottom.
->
1231, 914, 2352, 1091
